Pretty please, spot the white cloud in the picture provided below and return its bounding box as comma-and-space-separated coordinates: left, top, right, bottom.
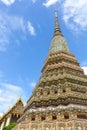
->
43, 0, 59, 7
82, 66, 87, 75
0, 83, 22, 91
62, 0, 87, 31
0, 11, 36, 52
43, 0, 87, 31
0, 12, 25, 51
1, 0, 15, 6
0, 83, 24, 116
0, 79, 37, 116
27, 21, 36, 36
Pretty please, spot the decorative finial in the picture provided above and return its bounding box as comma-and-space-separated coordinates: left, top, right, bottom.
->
54, 5, 58, 18
54, 5, 62, 36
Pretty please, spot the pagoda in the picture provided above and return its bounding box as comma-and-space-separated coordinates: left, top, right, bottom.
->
13, 9, 87, 130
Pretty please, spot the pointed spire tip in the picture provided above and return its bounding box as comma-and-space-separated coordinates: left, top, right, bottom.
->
53, 6, 62, 36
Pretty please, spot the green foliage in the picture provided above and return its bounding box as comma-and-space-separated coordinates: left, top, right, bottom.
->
3, 123, 16, 130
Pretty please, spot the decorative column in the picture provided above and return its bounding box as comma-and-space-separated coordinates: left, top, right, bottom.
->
72, 120, 75, 130
5, 115, 11, 126
57, 112, 61, 120
46, 113, 52, 121
35, 114, 38, 121
0, 121, 5, 130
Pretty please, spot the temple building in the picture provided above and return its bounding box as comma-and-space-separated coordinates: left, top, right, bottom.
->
0, 98, 24, 130
13, 9, 87, 130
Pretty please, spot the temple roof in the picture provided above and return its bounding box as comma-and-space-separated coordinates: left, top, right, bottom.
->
0, 98, 24, 122
49, 8, 69, 54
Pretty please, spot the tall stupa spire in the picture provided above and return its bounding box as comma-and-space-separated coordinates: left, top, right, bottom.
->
54, 6, 62, 36
49, 7, 69, 54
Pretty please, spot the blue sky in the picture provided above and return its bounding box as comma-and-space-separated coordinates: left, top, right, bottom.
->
0, 0, 87, 116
